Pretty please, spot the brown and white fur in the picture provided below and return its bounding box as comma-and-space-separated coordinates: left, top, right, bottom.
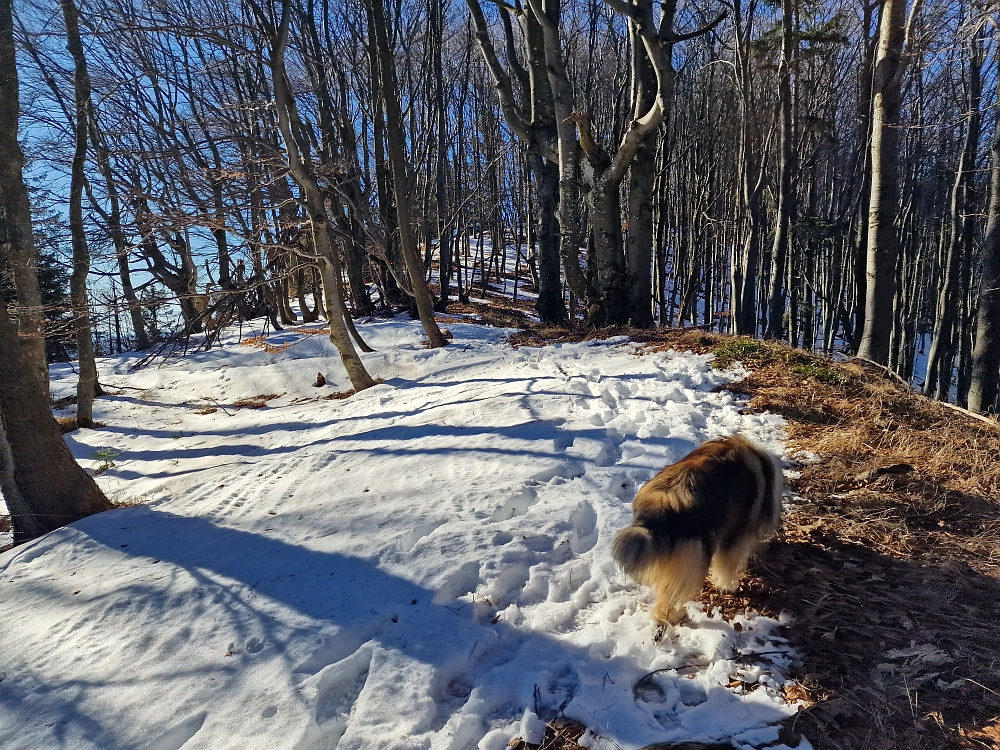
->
612, 435, 783, 625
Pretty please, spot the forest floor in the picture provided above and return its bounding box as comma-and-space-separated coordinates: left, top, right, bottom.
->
1, 313, 810, 750
3, 281, 999, 749
504, 318, 1000, 750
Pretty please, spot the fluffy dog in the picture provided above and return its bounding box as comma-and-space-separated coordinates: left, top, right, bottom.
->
612, 435, 783, 625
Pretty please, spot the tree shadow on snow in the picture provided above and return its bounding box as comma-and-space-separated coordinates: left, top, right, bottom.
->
52, 506, 783, 750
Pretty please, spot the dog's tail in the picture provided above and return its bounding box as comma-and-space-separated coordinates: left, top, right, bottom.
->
612, 525, 656, 579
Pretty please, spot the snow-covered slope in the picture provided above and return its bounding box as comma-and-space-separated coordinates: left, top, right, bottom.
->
0, 318, 809, 750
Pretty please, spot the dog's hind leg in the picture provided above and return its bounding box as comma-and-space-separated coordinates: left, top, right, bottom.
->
647, 540, 710, 624
709, 534, 761, 593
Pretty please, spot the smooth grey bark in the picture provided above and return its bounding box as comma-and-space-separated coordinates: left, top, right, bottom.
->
857, 0, 920, 364
366, 0, 447, 348
61, 0, 100, 428
969, 85, 1000, 414
625, 23, 656, 329
570, 0, 722, 327
730, 0, 765, 336
849, 2, 878, 354
0, 0, 47, 398
529, 152, 565, 324
764, 0, 795, 340
265, 0, 376, 390
522, 0, 593, 311
924, 36, 981, 400
466, 0, 565, 324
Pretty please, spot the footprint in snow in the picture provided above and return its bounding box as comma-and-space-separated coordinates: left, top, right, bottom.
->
432, 561, 481, 604
245, 636, 265, 654
536, 665, 580, 721
398, 520, 445, 552
491, 487, 538, 522
569, 501, 598, 554
294, 645, 373, 750
140, 711, 207, 750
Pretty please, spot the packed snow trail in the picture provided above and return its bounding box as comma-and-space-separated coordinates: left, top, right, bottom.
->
0, 318, 809, 750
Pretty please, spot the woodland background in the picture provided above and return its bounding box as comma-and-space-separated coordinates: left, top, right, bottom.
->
3, 0, 1000, 414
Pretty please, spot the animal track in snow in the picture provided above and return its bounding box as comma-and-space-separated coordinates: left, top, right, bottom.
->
432, 561, 481, 604
537, 665, 580, 720
569, 501, 598, 554
488, 563, 531, 604
397, 520, 444, 552
141, 711, 207, 750
245, 637, 264, 654
531, 463, 584, 484
520, 534, 554, 553
293, 628, 375, 679
491, 531, 513, 545
552, 433, 575, 451
547, 561, 591, 604
294, 645, 373, 750
491, 487, 537, 521
593, 440, 622, 467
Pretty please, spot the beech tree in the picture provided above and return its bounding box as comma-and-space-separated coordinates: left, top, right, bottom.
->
1, 0, 112, 542
5, 0, 997, 409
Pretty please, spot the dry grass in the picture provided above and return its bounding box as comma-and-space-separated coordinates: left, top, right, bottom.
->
232, 393, 282, 409
324, 389, 355, 401
507, 718, 587, 749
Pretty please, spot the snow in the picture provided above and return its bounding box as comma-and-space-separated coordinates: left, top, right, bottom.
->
0, 316, 808, 750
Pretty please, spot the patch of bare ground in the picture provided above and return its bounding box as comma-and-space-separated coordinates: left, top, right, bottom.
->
231, 393, 283, 409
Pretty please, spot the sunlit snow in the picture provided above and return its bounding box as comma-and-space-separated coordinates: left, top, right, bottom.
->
0, 316, 809, 750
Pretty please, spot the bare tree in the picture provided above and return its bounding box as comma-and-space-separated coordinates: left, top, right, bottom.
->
857, 0, 921, 364
0, 0, 112, 542
61, 0, 101, 427
0, 0, 47, 396
367, 0, 448, 347
969, 74, 1000, 414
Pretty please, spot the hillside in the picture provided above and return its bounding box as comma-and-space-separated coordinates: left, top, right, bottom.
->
0, 317, 810, 750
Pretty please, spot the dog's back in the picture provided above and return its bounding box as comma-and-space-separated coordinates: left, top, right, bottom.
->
612, 435, 782, 623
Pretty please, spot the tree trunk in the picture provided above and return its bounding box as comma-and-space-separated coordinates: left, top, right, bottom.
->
849, 3, 878, 354
0, 1, 112, 542
625, 18, 657, 329
731, 0, 764, 336
532, 154, 565, 324
0, 0, 47, 398
857, 0, 913, 364
61, 0, 100, 428
764, 0, 795, 340
367, 0, 447, 348
0, 289, 113, 543
924, 36, 981, 400
968, 84, 1000, 414
268, 2, 375, 391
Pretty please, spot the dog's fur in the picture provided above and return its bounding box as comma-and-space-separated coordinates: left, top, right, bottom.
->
612, 435, 783, 624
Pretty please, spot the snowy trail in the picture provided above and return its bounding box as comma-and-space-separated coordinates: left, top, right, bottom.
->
0, 319, 808, 750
